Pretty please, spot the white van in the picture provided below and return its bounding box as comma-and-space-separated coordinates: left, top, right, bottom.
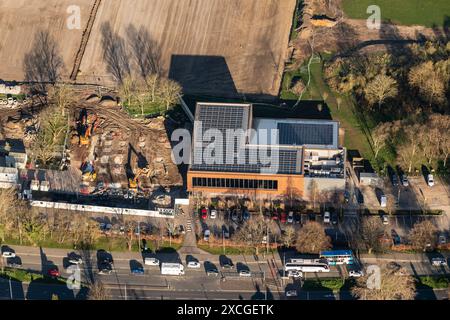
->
427, 174, 434, 187
161, 263, 185, 276
380, 195, 387, 207
323, 211, 331, 224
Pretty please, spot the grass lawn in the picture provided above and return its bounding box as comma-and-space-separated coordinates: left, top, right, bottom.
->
416, 275, 450, 289
342, 0, 450, 27
308, 58, 374, 161
3, 236, 182, 254
197, 244, 277, 255
0, 267, 68, 284
302, 278, 352, 292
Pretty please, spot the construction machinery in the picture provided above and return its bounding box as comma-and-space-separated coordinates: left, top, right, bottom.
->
77, 108, 99, 146
81, 161, 97, 182
128, 166, 153, 190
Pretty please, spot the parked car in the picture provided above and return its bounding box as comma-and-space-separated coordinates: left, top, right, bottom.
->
242, 210, 250, 221
294, 213, 301, 224
323, 211, 331, 224
349, 270, 364, 278
6, 257, 22, 268
206, 267, 219, 276
271, 212, 279, 221
239, 270, 251, 277
280, 212, 287, 223
261, 235, 267, 244
210, 209, 217, 219
382, 215, 389, 225
201, 207, 208, 220
204, 229, 211, 241
427, 174, 434, 187
222, 226, 230, 239
287, 211, 294, 224
187, 261, 201, 269
98, 262, 113, 275
68, 252, 83, 265
431, 257, 447, 267
391, 230, 401, 245
47, 268, 60, 277
131, 265, 145, 275
144, 257, 160, 266
179, 225, 185, 235
1, 251, 16, 258
287, 270, 303, 278
285, 290, 297, 297
401, 175, 409, 187
231, 210, 239, 222
438, 233, 447, 245
331, 213, 338, 225
391, 174, 399, 187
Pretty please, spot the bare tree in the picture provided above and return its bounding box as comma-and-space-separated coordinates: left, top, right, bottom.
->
364, 74, 398, 110
295, 221, 331, 254
234, 215, 267, 255
371, 122, 394, 158
47, 84, 75, 116
396, 124, 423, 173
157, 78, 182, 111
408, 61, 446, 107
357, 216, 388, 254
409, 220, 438, 252
281, 226, 297, 248
87, 279, 110, 300
351, 264, 416, 300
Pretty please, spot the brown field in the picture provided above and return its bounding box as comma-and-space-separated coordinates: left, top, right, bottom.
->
0, 0, 296, 98
78, 0, 296, 98
0, 0, 94, 81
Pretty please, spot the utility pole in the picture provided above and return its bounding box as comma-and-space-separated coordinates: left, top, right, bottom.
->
137, 222, 141, 252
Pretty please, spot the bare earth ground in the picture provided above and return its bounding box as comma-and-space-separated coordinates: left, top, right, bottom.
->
0, 0, 94, 81
77, 0, 296, 97
293, 0, 448, 67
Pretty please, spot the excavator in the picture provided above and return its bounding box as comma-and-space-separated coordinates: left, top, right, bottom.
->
128, 166, 152, 190
77, 108, 99, 147
81, 161, 97, 182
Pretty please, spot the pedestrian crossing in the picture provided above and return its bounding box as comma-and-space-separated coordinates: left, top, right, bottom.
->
186, 218, 192, 233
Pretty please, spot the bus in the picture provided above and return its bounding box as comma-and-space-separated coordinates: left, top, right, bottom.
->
319, 250, 354, 265
284, 259, 330, 273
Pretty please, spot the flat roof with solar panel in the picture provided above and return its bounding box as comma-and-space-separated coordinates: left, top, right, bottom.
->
190, 103, 341, 176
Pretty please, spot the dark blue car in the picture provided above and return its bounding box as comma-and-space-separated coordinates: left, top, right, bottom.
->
242, 210, 250, 221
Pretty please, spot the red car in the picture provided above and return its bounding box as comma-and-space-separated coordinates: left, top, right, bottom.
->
47, 268, 60, 277
280, 212, 287, 223
201, 208, 208, 220
272, 212, 279, 220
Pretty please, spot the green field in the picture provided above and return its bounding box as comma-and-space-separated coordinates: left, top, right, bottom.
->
342, 0, 450, 27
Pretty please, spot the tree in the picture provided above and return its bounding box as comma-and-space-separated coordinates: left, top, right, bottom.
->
157, 78, 182, 111
295, 221, 331, 254
47, 84, 75, 116
87, 280, 110, 300
408, 61, 446, 107
396, 124, 423, 173
234, 215, 267, 255
281, 226, 297, 248
351, 264, 416, 300
409, 220, 438, 252
358, 216, 387, 254
364, 74, 398, 110
308, 180, 319, 210
371, 122, 393, 158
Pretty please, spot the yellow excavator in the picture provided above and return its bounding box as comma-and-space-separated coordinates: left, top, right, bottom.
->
128, 166, 152, 190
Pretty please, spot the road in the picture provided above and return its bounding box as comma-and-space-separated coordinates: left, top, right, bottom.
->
0, 244, 449, 300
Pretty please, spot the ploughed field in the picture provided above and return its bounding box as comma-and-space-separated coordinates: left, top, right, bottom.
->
0, 0, 296, 99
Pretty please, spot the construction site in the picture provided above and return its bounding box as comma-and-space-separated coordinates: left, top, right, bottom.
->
0, 87, 184, 210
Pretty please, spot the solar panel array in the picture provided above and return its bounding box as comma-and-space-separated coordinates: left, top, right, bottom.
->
278, 123, 334, 146
192, 104, 303, 175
